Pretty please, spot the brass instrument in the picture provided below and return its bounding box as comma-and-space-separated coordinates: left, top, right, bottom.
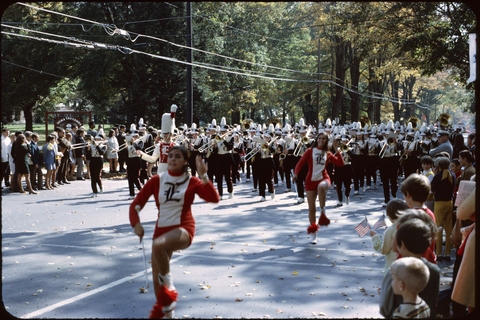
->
244, 136, 278, 162
379, 136, 396, 158
407, 116, 420, 131
144, 143, 158, 154
399, 141, 410, 164
438, 113, 453, 129
293, 127, 311, 156
70, 139, 105, 150
359, 116, 371, 129
339, 137, 355, 152
112, 142, 127, 153
198, 137, 216, 153
242, 119, 253, 130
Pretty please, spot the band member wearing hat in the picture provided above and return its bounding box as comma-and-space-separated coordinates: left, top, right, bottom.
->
137, 105, 178, 174
116, 125, 127, 172
129, 146, 219, 319
88, 130, 107, 197
213, 119, 235, 199
126, 130, 143, 199
379, 122, 404, 207
55, 127, 71, 185
187, 123, 202, 177
256, 130, 276, 202
334, 135, 353, 206
293, 132, 344, 244
74, 127, 86, 180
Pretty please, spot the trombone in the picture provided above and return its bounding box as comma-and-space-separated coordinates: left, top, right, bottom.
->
244, 136, 278, 162
379, 136, 396, 158
293, 127, 312, 156
293, 135, 311, 156
70, 139, 105, 150
198, 138, 216, 153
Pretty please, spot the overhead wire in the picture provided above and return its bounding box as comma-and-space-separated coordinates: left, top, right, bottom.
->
10, 2, 433, 109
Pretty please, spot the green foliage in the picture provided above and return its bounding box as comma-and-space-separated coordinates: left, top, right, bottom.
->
1, 2, 476, 132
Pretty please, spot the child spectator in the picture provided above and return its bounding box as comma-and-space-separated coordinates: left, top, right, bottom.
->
399, 173, 437, 263
380, 210, 440, 318
370, 198, 409, 272
390, 257, 431, 318
431, 156, 455, 261
456, 150, 475, 189
419, 155, 435, 212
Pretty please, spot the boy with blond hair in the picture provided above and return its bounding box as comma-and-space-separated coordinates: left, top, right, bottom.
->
390, 257, 431, 318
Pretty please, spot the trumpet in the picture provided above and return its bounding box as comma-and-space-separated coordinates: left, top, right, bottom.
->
216, 130, 233, 140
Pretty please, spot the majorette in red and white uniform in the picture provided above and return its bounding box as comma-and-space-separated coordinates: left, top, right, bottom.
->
129, 170, 219, 242
294, 145, 344, 191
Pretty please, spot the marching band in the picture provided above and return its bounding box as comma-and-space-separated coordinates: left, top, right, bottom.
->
112, 108, 460, 203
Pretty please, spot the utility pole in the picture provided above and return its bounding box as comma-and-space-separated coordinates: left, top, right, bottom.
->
315, 39, 320, 129
186, 2, 193, 126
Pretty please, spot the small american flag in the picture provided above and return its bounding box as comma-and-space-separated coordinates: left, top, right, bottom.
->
373, 215, 387, 230
355, 217, 370, 237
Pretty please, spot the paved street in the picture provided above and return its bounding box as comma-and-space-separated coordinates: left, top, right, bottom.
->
2, 172, 454, 319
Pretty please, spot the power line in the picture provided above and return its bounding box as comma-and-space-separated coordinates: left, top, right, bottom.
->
1, 59, 66, 79
9, 2, 436, 108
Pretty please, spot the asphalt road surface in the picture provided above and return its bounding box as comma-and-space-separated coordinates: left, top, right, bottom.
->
1, 171, 454, 319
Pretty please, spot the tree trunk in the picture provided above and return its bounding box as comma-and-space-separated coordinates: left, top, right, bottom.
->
332, 36, 350, 120
389, 73, 400, 123
349, 54, 361, 122
23, 104, 34, 132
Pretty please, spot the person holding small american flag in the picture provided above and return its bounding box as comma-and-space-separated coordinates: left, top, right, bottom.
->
369, 199, 409, 272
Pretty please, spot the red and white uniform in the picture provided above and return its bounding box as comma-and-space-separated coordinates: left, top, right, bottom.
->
152, 141, 175, 173
129, 170, 219, 242
294, 147, 344, 191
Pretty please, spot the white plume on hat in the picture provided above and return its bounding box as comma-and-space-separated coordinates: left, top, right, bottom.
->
161, 104, 177, 134
406, 121, 414, 133
138, 118, 144, 128
209, 119, 217, 131
325, 118, 332, 128
267, 123, 275, 134
394, 121, 401, 130
220, 117, 227, 128
95, 128, 105, 139
130, 123, 137, 132
386, 120, 394, 131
